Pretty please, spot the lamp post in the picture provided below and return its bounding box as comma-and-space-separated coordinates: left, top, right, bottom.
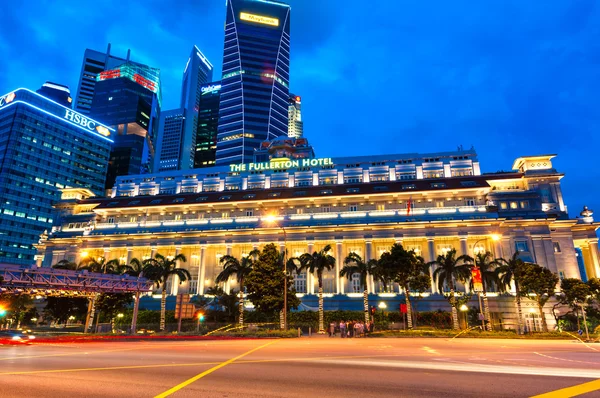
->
472, 235, 500, 332
460, 304, 469, 329
264, 214, 288, 331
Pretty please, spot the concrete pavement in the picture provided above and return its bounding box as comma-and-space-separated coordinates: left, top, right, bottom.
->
0, 337, 599, 397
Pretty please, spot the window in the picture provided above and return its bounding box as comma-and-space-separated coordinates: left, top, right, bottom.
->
460, 181, 478, 187
520, 201, 529, 209
346, 188, 360, 193
150, 199, 162, 205
402, 184, 416, 190
107, 216, 115, 224
319, 176, 336, 185
510, 202, 518, 209
376, 204, 385, 211
245, 210, 254, 217
268, 192, 281, 198
348, 204, 358, 212
322, 205, 331, 213
293, 191, 307, 197
195, 196, 208, 202
173, 198, 185, 203
370, 175, 389, 182
320, 189, 332, 195
553, 242, 561, 253
219, 195, 231, 201
225, 184, 240, 191
271, 181, 288, 188
464, 198, 476, 207
423, 171, 443, 179
128, 200, 140, 206
430, 183, 446, 189
296, 208, 304, 214
435, 201, 444, 208
374, 186, 388, 192
129, 216, 137, 223
174, 214, 182, 221
243, 194, 256, 199
107, 201, 119, 207
515, 241, 529, 252
351, 273, 361, 293
222, 212, 230, 219
344, 177, 362, 184
296, 180, 311, 187
500, 202, 508, 210
294, 272, 306, 293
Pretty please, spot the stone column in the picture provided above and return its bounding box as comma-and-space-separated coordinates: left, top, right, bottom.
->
126, 247, 133, 265
336, 241, 343, 294
365, 240, 374, 293
588, 239, 600, 279
103, 247, 111, 261
427, 238, 437, 293
307, 241, 314, 294
171, 246, 182, 295
494, 239, 503, 260
197, 246, 207, 295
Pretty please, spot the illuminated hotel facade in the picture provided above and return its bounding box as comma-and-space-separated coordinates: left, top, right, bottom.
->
0, 88, 113, 265
37, 149, 600, 322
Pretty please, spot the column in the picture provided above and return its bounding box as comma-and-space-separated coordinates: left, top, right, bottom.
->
197, 246, 207, 295
365, 240, 374, 293
588, 239, 600, 279
150, 246, 157, 259
103, 247, 111, 261
126, 247, 133, 265
307, 241, 314, 294
494, 239, 503, 260
336, 241, 343, 294
171, 247, 182, 295
459, 236, 469, 293
427, 238, 437, 294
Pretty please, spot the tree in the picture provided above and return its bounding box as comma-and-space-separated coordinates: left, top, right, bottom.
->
588, 278, 600, 304
298, 244, 336, 333
407, 273, 431, 327
0, 294, 34, 328
429, 249, 473, 330
340, 252, 376, 323
495, 252, 528, 334
379, 244, 430, 329
143, 253, 191, 331
517, 262, 559, 332
52, 259, 88, 271
44, 297, 88, 324
473, 251, 502, 331
95, 293, 134, 333
245, 244, 300, 318
215, 249, 259, 327
118, 258, 145, 277
554, 278, 591, 330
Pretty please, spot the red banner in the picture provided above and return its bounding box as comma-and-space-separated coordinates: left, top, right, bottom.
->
471, 268, 482, 284
399, 304, 407, 313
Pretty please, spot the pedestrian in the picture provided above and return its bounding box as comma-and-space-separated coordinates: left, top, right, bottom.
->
347, 320, 354, 338
354, 321, 360, 338
329, 321, 336, 337
339, 320, 346, 338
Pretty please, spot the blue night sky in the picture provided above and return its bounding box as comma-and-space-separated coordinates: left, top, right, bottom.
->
1, 1, 599, 218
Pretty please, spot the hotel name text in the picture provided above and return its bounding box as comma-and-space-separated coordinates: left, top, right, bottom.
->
230, 158, 333, 172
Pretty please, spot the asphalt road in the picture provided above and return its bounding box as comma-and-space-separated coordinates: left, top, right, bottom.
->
0, 337, 599, 398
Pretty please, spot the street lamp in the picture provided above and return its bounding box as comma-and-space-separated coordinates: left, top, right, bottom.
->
472, 234, 500, 332
264, 213, 288, 330
460, 304, 469, 329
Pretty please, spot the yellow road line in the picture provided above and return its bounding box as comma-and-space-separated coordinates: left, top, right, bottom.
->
0, 347, 143, 361
153, 340, 278, 398
530, 379, 600, 398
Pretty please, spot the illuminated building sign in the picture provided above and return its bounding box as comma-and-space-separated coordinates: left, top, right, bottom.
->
96, 65, 160, 95
230, 158, 333, 172
63, 110, 111, 137
240, 12, 279, 27
0, 92, 16, 108
99, 69, 121, 80
201, 84, 221, 94
133, 73, 157, 92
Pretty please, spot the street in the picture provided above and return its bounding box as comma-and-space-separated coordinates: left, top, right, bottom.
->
0, 337, 599, 397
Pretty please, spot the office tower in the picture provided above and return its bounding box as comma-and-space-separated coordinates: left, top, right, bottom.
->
194, 82, 221, 168
216, 0, 291, 165
154, 46, 213, 172
0, 88, 112, 265
154, 109, 185, 172
36, 82, 73, 108
288, 94, 303, 138
89, 62, 161, 189
74, 44, 143, 114
253, 137, 314, 163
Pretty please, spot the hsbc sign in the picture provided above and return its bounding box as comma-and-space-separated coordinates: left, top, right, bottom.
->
0, 92, 16, 108
64, 110, 111, 137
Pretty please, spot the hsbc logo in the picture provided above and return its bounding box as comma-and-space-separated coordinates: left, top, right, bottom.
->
64, 109, 98, 130
0, 92, 16, 108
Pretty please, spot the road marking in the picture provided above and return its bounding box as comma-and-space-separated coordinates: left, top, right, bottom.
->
153, 340, 277, 398
422, 346, 439, 355
534, 352, 600, 365
530, 379, 600, 398
0, 347, 142, 361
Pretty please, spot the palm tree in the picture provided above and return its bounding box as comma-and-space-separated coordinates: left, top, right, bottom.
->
143, 253, 191, 331
429, 249, 473, 330
215, 250, 259, 327
340, 252, 375, 323
299, 244, 336, 333
379, 244, 430, 329
473, 251, 501, 331
81, 257, 121, 274
118, 258, 145, 334
495, 252, 528, 334
52, 259, 80, 270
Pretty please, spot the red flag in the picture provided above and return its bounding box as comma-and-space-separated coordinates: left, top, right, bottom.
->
406, 197, 412, 216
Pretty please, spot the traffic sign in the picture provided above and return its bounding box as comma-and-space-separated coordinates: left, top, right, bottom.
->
478, 313, 485, 321
578, 329, 583, 336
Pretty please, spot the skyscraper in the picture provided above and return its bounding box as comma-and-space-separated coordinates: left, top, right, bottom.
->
177, 46, 214, 170
288, 94, 303, 138
0, 88, 112, 265
216, 0, 291, 165
154, 109, 185, 172
89, 62, 161, 189
74, 44, 143, 115
195, 82, 221, 168
36, 82, 73, 108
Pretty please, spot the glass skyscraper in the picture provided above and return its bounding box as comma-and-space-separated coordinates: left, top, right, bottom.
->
216, 0, 291, 165
288, 93, 303, 138
195, 82, 221, 168
0, 88, 113, 265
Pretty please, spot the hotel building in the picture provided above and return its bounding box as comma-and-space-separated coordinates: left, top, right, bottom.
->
0, 88, 113, 265
37, 149, 599, 318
